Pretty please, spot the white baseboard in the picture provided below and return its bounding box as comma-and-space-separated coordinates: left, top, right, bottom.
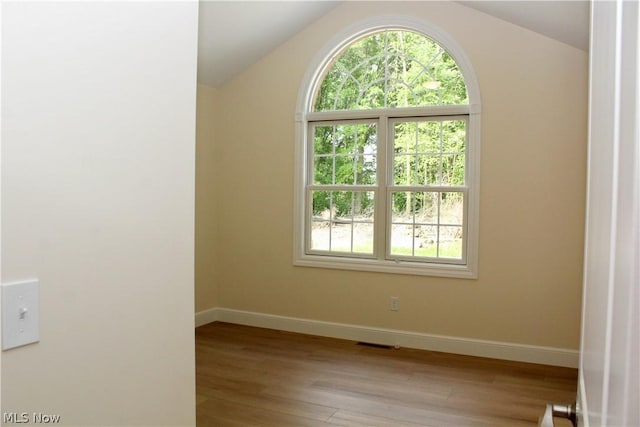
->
195, 307, 219, 327
195, 307, 579, 368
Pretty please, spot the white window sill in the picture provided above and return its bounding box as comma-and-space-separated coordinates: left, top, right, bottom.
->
294, 254, 478, 279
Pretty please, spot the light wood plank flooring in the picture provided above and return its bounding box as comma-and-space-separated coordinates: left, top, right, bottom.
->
196, 322, 577, 426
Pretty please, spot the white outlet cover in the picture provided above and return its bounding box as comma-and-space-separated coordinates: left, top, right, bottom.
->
2, 279, 40, 350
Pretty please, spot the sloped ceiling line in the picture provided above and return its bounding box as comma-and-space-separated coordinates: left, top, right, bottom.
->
198, 1, 589, 88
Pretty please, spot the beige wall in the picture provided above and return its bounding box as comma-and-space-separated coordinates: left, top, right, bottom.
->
199, 1, 588, 350
2, 2, 197, 425
195, 84, 220, 312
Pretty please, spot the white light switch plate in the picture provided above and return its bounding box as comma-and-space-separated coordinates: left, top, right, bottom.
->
2, 279, 40, 350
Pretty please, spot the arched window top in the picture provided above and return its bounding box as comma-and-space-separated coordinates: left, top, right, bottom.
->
313, 29, 468, 112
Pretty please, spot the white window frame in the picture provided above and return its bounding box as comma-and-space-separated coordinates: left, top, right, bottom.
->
306, 118, 379, 259
294, 16, 481, 278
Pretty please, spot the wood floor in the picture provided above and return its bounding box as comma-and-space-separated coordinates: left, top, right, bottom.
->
196, 322, 577, 426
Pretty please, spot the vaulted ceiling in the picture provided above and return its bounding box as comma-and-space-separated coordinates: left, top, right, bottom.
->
197, 1, 590, 88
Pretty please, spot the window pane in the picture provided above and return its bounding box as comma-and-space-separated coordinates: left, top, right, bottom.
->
353, 191, 375, 221
414, 225, 438, 257
310, 190, 374, 255
414, 192, 439, 223
440, 192, 464, 225
314, 126, 334, 155
417, 121, 440, 153
353, 223, 374, 254
441, 154, 465, 186
392, 191, 438, 224
389, 191, 464, 260
313, 123, 377, 185
390, 224, 413, 256
357, 153, 377, 185
394, 122, 415, 154
356, 124, 377, 184
335, 124, 354, 155
415, 155, 440, 186
331, 191, 353, 220
331, 222, 353, 252
394, 154, 416, 186
310, 221, 330, 251
312, 190, 331, 217
335, 156, 355, 185
391, 192, 410, 223
442, 120, 466, 153
393, 119, 466, 186
439, 226, 463, 259
313, 156, 333, 185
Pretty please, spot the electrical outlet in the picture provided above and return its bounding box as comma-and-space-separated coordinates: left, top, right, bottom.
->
390, 296, 399, 311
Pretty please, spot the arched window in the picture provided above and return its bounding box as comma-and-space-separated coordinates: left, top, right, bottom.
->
294, 19, 480, 278
314, 30, 468, 111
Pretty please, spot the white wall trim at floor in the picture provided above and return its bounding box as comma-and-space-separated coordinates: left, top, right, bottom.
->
195, 307, 220, 327
195, 307, 579, 368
